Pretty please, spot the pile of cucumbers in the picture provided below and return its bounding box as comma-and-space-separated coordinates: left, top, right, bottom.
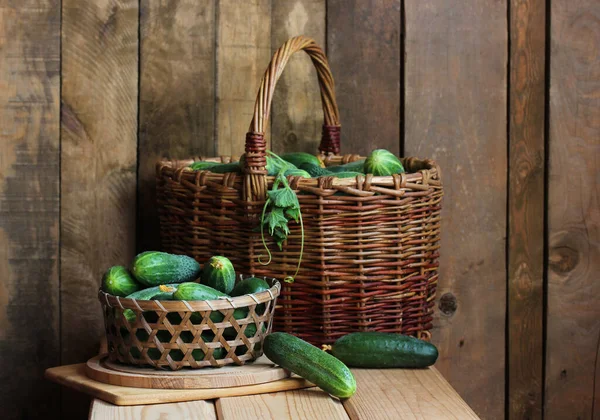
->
101, 252, 439, 400
102, 252, 271, 335
188, 149, 406, 178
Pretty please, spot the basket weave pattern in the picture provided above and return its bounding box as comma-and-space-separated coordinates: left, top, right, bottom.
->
155, 36, 443, 345
99, 277, 280, 370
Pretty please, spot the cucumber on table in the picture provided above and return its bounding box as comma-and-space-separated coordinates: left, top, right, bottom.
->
264, 332, 356, 398
102, 265, 140, 297
329, 332, 438, 368
201, 256, 236, 294
132, 251, 201, 286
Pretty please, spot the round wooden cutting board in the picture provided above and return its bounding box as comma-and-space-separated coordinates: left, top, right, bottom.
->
85, 355, 291, 389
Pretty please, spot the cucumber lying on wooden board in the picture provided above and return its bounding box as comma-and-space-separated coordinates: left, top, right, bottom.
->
328, 331, 438, 368
264, 332, 356, 398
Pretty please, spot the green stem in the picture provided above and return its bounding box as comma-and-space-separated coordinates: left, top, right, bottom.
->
284, 208, 304, 284
258, 198, 273, 265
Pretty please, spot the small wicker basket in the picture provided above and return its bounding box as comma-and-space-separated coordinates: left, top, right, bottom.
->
98, 276, 280, 370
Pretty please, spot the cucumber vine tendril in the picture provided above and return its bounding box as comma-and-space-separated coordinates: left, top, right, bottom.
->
258, 153, 305, 283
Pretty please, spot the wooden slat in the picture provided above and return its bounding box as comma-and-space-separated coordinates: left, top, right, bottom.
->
343, 368, 480, 419
327, 0, 401, 155
271, 0, 326, 154
508, 0, 546, 418
545, 0, 600, 418
216, 0, 271, 156
216, 388, 349, 420
0, 1, 60, 418
61, 0, 139, 417
137, 0, 216, 252
89, 398, 217, 420
404, 2, 508, 419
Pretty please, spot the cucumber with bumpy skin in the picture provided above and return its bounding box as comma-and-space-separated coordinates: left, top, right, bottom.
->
329, 332, 438, 368
102, 266, 140, 297
328, 159, 365, 173
122, 284, 180, 323
132, 251, 201, 286
231, 277, 270, 315
280, 152, 324, 169
299, 163, 333, 177
207, 162, 241, 174
264, 332, 356, 398
201, 256, 236, 294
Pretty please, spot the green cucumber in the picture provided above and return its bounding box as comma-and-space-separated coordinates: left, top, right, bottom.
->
102, 266, 140, 297
283, 168, 311, 178
264, 332, 356, 398
280, 152, 324, 169
173, 282, 259, 337
189, 161, 219, 171
364, 149, 405, 176
330, 332, 438, 368
201, 256, 235, 294
231, 277, 270, 315
299, 163, 333, 177
328, 159, 365, 173
207, 162, 241, 174
132, 251, 201, 286
331, 171, 362, 178
122, 284, 180, 323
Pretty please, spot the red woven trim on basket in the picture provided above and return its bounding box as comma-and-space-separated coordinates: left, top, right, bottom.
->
245, 132, 267, 175
319, 124, 341, 155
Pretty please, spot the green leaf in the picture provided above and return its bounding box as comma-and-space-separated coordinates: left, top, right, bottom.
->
285, 207, 300, 223
265, 208, 288, 235
268, 188, 299, 209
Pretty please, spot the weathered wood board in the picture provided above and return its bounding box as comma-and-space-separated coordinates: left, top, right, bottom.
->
0, 2, 61, 419
404, 1, 508, 418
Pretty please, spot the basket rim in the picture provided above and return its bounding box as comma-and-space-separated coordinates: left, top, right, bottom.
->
156, 155, 441, 189
98, 278, 281, 312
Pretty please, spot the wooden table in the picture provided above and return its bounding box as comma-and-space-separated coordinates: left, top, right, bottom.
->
88, 367, 480, 419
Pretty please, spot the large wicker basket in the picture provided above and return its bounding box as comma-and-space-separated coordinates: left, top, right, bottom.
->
99, 276, 280, 370
156, 36, 442, 345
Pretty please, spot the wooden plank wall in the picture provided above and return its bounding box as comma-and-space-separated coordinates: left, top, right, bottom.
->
1, 1, 599, 419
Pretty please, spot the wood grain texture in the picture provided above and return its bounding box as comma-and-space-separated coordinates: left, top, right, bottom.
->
216, 0, 271, 156
138, 0, 216, 252
61, 0, 138, 417
86, 355, 291, 389
508, 0, 546, 419
343, 368, 480, 420
216, 388, 349, 420
404, 2, 508, 419
327, 0, 401, 155
271, 0, 326, 154
0, 2, 60, 419
545, 0, 600, 418
89, 398, 217, 420
45, 363, 313, 406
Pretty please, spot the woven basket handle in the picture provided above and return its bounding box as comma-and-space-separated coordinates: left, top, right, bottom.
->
243, 36, 341, 202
